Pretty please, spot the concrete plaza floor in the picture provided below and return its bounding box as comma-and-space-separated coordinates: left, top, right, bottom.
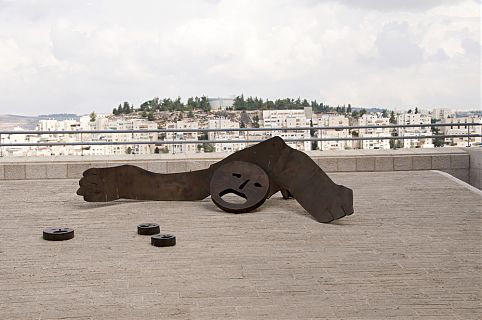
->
0, 171, 480, 319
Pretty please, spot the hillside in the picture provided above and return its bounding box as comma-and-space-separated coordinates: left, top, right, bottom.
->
0, 114, 39, 130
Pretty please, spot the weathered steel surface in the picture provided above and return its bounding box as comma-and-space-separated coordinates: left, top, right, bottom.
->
210, 161, 270, 213
137, 223, 160, 235
42, 228, 75, 241
77, 136, 354, 223
151, 234, 176, 247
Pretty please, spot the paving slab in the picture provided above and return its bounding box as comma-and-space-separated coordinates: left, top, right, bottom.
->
0, 171, 480, 320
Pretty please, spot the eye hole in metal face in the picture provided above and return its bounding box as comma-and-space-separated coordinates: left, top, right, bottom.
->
254, 183, 262, 188
232, 173, 241, 178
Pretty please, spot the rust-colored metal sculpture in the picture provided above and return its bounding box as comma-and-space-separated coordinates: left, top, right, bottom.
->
77, 136, 354, 223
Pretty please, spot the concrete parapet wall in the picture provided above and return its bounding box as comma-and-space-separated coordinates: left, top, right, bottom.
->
0, 147, 479, 189
464, 147, 482, 189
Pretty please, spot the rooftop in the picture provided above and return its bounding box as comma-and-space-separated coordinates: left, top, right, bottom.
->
0, 170, 480, 319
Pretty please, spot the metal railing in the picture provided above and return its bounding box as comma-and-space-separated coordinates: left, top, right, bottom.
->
0, 123, 480, 149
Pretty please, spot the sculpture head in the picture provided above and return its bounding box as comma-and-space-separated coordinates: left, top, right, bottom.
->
210, 161, 270, 214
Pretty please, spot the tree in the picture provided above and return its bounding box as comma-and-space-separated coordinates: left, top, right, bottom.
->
252, 115, 260, 128
408, 109, 412, 114
310, 120, 318, 150
198, 131, 208, 141
154, 147, 160, 154
415, 107, 419, 114
382, 109, 388, 118
187, 97, 198, 110
199, 96, 210, 112
122, 102, 130, 114
390, 130, 398, 149
202, 143, 215, 153
89, 111, 96, 122
431, 119, 444, 147
347, 104, 352, 113
234, 95, 246, 110
147, 111, 155, 121
389, 111, 396, 124
359, 108, 367, 117
126, 147, 132, 154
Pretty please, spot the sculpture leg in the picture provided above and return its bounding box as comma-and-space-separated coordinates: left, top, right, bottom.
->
280, 190, 293, 199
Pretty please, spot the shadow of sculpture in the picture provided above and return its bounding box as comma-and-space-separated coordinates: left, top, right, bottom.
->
77, 136, 354, 223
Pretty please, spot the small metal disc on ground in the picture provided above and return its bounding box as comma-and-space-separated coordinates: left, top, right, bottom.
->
151, 234, 176, 247
137, 223, 160, 235
43, 228, 74, 241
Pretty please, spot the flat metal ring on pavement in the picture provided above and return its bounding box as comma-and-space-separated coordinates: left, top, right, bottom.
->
137, 223, 160, 235
43, 228, 75, 241
210, 161, 270, 214
151, 234, 176, 247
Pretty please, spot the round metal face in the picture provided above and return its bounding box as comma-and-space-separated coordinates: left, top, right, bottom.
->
210, 161, 270, 213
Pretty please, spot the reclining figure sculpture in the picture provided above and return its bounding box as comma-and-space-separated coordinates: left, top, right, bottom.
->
77, 136, 354, 223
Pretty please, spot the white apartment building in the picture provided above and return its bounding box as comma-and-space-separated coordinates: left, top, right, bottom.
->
261, 108, 312, 151
208, 118, 246, 153
396, 113, 434, 148
356, 115, 391, 150
81, 118, 158, 156
314, 115, 352, 151
3, 117, 159, 157
164, 120, 199, 154
432, 108, 455, 120
442, 117, 481, 147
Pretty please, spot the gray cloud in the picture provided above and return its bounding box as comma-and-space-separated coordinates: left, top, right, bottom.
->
462, 38, 482, 57
0, 0, 479, 115
332, 0, 475, 11
374, 22, 424, 67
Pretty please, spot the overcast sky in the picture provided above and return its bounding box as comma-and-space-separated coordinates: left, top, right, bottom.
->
0, 0, 480, 115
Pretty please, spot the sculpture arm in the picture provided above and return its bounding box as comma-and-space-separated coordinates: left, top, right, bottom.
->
77, 165, 213, 202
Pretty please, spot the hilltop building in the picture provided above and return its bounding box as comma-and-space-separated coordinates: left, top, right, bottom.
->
313, 115, 352, 150
442, 117, 482, 147
432, 108, 455, 120
356, 115, 391, 150
208, 96, 235, 111
163, 120, 199, 154
208, 118, 246, 153
261, 108, 312, 151
396, 113, 434, 148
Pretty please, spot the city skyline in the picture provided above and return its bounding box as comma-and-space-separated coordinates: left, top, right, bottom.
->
0, 0, 480, 115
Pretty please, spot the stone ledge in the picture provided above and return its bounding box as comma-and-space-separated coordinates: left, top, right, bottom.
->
0, 148, 479, 189
0, 147, 469, 164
